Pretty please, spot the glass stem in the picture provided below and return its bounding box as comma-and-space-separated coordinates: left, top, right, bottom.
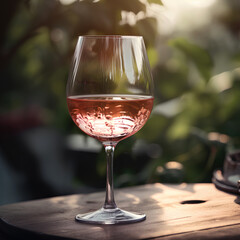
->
103, 145, 117, 209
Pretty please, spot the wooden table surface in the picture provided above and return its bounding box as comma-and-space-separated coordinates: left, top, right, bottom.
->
0, 183, 240, 240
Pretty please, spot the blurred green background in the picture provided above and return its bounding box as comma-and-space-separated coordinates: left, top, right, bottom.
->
1, 0, 240, 205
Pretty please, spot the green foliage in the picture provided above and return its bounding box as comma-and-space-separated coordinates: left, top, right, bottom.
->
147, 47, 158, 68
0, 0, 158, 113
169, 38, 213, 82
1, 0, 240, 189
0, 0, 160, 190
136, 114, 170, 141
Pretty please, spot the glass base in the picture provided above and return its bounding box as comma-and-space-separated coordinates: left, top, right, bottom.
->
75, 207, 146, 225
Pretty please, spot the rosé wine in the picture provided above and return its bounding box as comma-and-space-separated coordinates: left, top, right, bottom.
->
67, 94, 153, 143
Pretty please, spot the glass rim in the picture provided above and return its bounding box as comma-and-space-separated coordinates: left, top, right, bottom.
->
78, 35, 143, 39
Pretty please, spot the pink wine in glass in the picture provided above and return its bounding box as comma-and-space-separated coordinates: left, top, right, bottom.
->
67, 36, 154, 224
67, 94, 153, 143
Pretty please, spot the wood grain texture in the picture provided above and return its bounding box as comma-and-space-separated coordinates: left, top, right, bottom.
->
0, 183, 240, 240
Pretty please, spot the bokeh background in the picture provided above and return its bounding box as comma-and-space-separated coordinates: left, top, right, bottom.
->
1, 0, 240, 205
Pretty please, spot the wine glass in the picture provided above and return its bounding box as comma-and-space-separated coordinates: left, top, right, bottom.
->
66, 35, 154, 224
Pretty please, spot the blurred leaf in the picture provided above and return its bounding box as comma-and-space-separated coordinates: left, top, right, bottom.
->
69, 1, 114, 34
169, 38, 213, 82
153, 98, 182, 117
218, 72, 240, 137
167, 117, 190, 140
136, 114, 170, 141
135, 17, 158, 46
147, 47, 158, 68
153, 62, 189, 101
0, 0, 22, 47
147, 0, 163, 5
24, 0, 31, 8
105, 0, 146, 14
30, 0, 61, 24
232, 52, 240, 67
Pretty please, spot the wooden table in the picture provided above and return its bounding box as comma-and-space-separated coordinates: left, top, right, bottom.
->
0, 183, 240, 240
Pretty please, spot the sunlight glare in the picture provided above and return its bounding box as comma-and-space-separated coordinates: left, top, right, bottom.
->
60, 0, 77, 5
125, 193, 140, 204
148, 0, 217, 34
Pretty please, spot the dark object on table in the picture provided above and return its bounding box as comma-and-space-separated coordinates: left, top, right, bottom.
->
213, 151, 240, 194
